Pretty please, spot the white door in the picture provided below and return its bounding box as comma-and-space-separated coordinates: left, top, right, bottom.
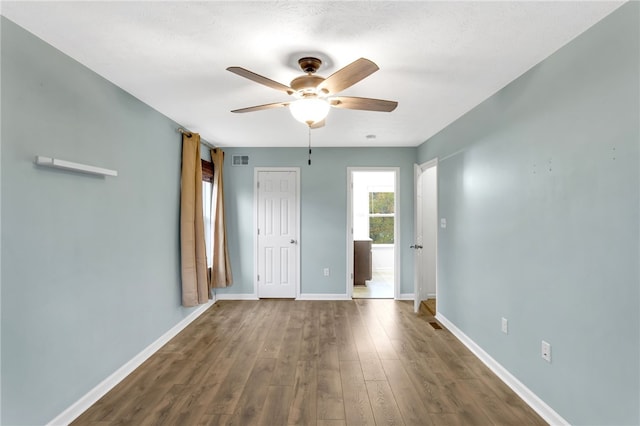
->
257, 170, 299, 298
413, 160, 438, 312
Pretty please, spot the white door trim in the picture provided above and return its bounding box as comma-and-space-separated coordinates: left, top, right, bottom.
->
413, 158, 438, 312
413, 163, 422, 313
254, 167, 301, 299
346, 167, 401, 299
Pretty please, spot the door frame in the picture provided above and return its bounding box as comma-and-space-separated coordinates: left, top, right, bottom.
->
414, 158, 438, 312
346, 167, 401, 299
254, 167, 301, 299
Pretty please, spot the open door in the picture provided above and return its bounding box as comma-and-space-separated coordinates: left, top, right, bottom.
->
347, 167, 399, 299
413, 160, 438, 312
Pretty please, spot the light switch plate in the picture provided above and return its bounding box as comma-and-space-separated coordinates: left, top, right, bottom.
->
541, 340, 551, 363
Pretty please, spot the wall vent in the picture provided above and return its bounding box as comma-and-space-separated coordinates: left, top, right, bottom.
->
232, 155, 249, 166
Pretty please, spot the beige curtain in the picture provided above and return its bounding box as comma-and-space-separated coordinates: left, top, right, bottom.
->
180, 133, 210, 306
210, 148, 233, 287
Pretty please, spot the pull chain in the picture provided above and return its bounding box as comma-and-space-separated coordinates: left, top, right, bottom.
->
308, 125, 312, 165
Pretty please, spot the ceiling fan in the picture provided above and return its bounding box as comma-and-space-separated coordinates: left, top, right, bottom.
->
227, 57, 398, 128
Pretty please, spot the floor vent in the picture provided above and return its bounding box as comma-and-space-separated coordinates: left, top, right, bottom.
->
429, 321, 442, 330
232, 155, 249, 166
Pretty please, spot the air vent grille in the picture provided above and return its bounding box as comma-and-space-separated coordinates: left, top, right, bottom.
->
232, 155, 249, 166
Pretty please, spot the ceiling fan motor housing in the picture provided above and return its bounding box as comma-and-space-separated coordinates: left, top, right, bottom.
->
290, 75, 325, 94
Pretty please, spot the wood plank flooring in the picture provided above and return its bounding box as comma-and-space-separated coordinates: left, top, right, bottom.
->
72, 299, 547, 426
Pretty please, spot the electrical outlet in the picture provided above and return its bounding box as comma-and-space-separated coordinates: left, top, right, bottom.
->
501, 317, 508, 334
323, 268, 330, 277
541, 340, 551, 363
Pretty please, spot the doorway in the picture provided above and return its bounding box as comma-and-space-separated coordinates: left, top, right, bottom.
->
255, 168, 300, 298
347, 168, 399, 299
413, 160, 438, 312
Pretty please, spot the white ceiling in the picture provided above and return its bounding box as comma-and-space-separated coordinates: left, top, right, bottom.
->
2, 1, 624, 148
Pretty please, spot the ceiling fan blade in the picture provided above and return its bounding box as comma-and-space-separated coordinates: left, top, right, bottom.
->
319, 58, 379, 94
227, 66, 293, 94
231, 102, 289, 113
330, 96, 398, 112
310, 119, 325, 129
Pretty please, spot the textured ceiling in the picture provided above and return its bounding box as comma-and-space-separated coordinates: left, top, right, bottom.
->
2, 1, 624, 147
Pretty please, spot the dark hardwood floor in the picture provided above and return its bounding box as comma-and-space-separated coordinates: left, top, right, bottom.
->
72, 299, 547, 425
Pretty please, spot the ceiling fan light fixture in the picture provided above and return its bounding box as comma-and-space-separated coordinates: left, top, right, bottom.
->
289, 97, 330, 126
227, 57, 397, 125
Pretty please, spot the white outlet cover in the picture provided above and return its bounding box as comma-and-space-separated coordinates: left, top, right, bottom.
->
501, 317, 508, 334
440, 218, 447, 228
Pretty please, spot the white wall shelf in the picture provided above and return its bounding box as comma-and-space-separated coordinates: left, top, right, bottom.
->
35, 156, 118, 177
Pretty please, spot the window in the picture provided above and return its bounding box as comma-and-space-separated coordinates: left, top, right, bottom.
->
202, 160, 214, 268
369, 191, 394, 244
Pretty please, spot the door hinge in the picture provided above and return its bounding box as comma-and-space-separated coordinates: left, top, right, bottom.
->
257, 181, 260, 189
257, 274, 260, 281
351, 273, 354, 279
257, 228, 260, 235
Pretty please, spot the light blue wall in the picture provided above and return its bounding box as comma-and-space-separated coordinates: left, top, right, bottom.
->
214, 147, 416, 297
1, 18, 199, 425
418, 3, 639, 425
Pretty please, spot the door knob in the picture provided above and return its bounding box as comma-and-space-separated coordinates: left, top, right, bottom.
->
410, 244, 423, 249
290, 239, 297, 244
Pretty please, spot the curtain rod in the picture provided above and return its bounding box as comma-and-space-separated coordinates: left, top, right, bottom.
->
177, 128, 218, 149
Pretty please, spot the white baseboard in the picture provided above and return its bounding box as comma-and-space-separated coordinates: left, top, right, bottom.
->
398, 293, 414, 300
297, 293, 351, 300
435, 313, 569, 426
213, 293, 259, 300
47, 299, 216, 426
